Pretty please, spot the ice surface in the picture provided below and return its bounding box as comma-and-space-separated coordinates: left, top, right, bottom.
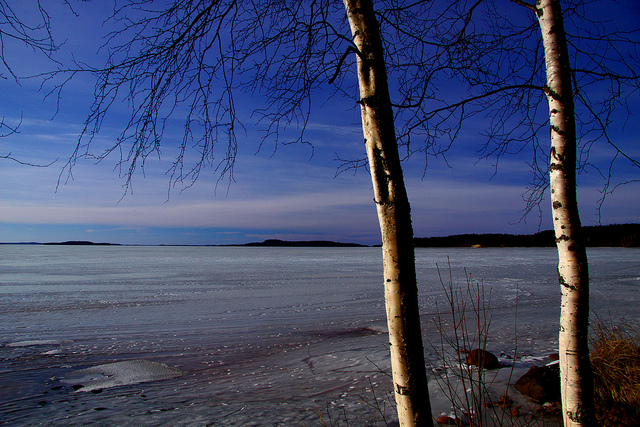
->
0, 245, 638, 425
5, 339, 64, 347
63, 360, 183, 392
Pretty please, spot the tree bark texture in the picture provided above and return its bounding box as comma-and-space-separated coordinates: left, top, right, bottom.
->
343, 1, 432, 426
536, 0, 595, 425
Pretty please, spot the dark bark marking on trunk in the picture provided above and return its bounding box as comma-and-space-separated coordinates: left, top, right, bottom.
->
396, 384, 410, 395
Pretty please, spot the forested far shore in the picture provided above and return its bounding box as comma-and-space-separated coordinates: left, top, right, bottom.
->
414, 223, 640, 248
2, 224, 638, 247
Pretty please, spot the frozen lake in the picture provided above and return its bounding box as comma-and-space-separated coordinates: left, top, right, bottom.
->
1, 245, 638, 425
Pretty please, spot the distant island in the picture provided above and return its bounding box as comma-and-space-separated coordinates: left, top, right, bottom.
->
37, 239, 367, 247
241, 239, 368, 248
414, 223, 640, 248
43, 241, 119, 246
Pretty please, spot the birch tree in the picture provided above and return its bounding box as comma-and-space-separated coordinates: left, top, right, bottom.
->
399, 1, 638, 425
536, 0, 595, 423
344, 1, 431, 424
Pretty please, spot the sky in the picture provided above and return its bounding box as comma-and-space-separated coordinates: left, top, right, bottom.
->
0, 1, 638, 246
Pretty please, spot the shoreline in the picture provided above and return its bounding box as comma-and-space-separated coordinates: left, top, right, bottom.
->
1, 327, 566, 426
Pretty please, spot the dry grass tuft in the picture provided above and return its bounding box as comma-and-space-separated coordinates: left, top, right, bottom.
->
590, 320, 640, 426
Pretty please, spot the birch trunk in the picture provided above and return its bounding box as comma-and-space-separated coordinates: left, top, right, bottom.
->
343, 0, 432, 425
536, 0, 595, 425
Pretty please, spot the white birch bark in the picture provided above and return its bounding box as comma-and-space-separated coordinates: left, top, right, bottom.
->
343, 0, 432, 425
536, 0, 595, 425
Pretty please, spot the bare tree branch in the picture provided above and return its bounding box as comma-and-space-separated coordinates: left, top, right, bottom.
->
0, 152, 56, 167
387, 0, 640, 221
28, 0, 639, 218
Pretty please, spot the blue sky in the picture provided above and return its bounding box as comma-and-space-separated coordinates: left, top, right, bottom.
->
0, 1, 638, 246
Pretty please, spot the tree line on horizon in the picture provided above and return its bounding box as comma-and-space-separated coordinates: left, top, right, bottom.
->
9, 222, 640, 248
415, 223, 640, 248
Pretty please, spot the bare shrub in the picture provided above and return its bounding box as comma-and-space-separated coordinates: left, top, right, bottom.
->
429, 263, 559, 427
590, 319, 640, 426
